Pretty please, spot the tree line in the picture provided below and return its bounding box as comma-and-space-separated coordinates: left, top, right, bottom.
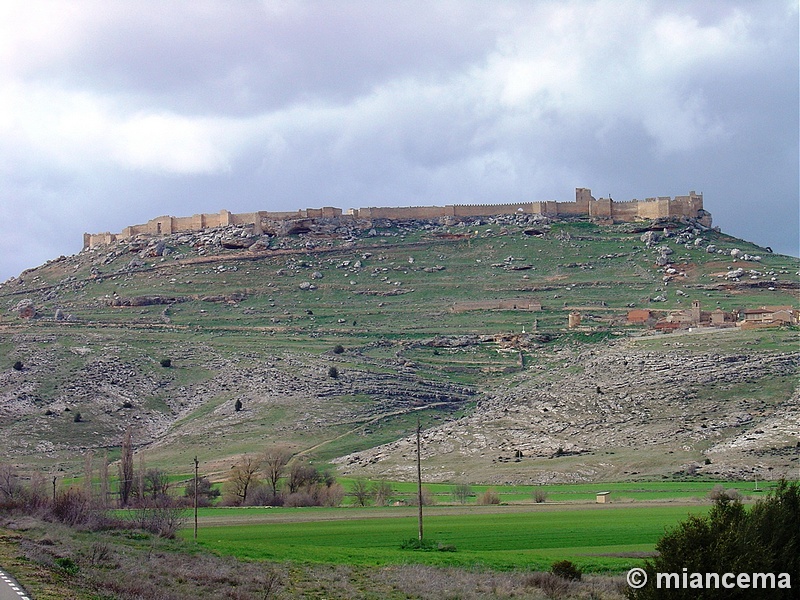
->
222, 447, 344, 507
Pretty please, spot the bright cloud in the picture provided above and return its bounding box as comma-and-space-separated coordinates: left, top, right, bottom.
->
0, 0, 796, 281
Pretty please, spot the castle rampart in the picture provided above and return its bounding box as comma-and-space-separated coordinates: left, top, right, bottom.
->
83, 188, 710, 249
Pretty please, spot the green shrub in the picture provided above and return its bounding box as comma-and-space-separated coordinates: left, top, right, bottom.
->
54, 556, 80, 575
12, 361, 23, 371
628, 480, 799, 599
400, 538, 437, 551
160, 358, 172, 368
332, 344, 345, 354
400, 538, 456, 552
328, 366, 339, 379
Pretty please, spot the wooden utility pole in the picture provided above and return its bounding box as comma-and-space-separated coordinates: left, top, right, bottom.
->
194, 456, 199, 540
416, 417, 423, 541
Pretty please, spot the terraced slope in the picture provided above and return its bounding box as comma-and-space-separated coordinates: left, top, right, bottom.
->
0, 215, 797, 482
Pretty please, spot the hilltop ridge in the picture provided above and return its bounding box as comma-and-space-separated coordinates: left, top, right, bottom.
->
83, 187, 711, 249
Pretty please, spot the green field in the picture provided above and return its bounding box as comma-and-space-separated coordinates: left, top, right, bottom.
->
185, 503, 711, 573
334, 479, 750, 504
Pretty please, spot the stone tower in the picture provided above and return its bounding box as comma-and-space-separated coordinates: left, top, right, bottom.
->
691, 300, 701, 325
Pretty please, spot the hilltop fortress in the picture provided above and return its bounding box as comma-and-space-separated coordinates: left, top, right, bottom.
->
84, 188, 710, 249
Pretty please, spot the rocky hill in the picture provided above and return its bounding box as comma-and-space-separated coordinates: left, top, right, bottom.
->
0, 214, 797, 483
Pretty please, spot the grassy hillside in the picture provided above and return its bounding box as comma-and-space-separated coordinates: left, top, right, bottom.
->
0, 216, 797, 483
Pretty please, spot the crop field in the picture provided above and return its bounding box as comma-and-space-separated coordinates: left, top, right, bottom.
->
185, 502, 712, 573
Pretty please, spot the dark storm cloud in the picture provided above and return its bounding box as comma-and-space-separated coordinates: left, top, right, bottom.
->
0, 0, 797, 282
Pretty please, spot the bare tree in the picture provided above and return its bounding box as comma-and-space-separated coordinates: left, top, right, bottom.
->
130, 496, 188, 538
143, 468, 171, 502
287, 460, 319, 494
372, 481, 394, 506
136, 454, 146, 504
477, 489, 500, 505
350, 478, 371, 507
118, 427, 134, 506
99, 451, 110, 508
225, 455, 261, 506
0, 463, 21, 501
451, 483, 473, 504
409, 486, 437, 506
28, 473, 48, 510
183, 476, 220, 507
83, 451, 94, 500
262, 446, 291, 498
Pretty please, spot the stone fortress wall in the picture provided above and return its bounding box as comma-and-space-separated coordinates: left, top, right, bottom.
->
84, 188, 710, 249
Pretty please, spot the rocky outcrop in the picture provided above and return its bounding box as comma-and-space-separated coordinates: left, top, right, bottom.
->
12, 299, 36, 319
334, 343, 799, 483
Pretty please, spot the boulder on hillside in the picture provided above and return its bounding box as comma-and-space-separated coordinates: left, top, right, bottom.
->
640, 231, 660, 246
248, 237, 271, 252
655, 255, 670, 266
13, 299, 36, 319
222, 236, 256, 249
140, 240, 167, 258
726, 268, 745, 280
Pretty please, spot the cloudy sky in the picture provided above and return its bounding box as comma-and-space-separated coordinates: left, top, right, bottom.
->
0, 0, 797, 281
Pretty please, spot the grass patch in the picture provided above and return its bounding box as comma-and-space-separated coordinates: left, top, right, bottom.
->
187, 504, 710, 572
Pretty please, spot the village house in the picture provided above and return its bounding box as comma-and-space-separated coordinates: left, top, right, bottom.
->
654, 300, 737, 331
626, 309, 653, 324
740, 306, 799, 329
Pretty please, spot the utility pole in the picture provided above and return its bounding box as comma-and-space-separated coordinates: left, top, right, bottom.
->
194, 456, 199, 540
416, 417, 423, 541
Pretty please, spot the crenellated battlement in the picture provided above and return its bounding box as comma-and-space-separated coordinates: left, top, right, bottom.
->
83, 188, 710, 249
